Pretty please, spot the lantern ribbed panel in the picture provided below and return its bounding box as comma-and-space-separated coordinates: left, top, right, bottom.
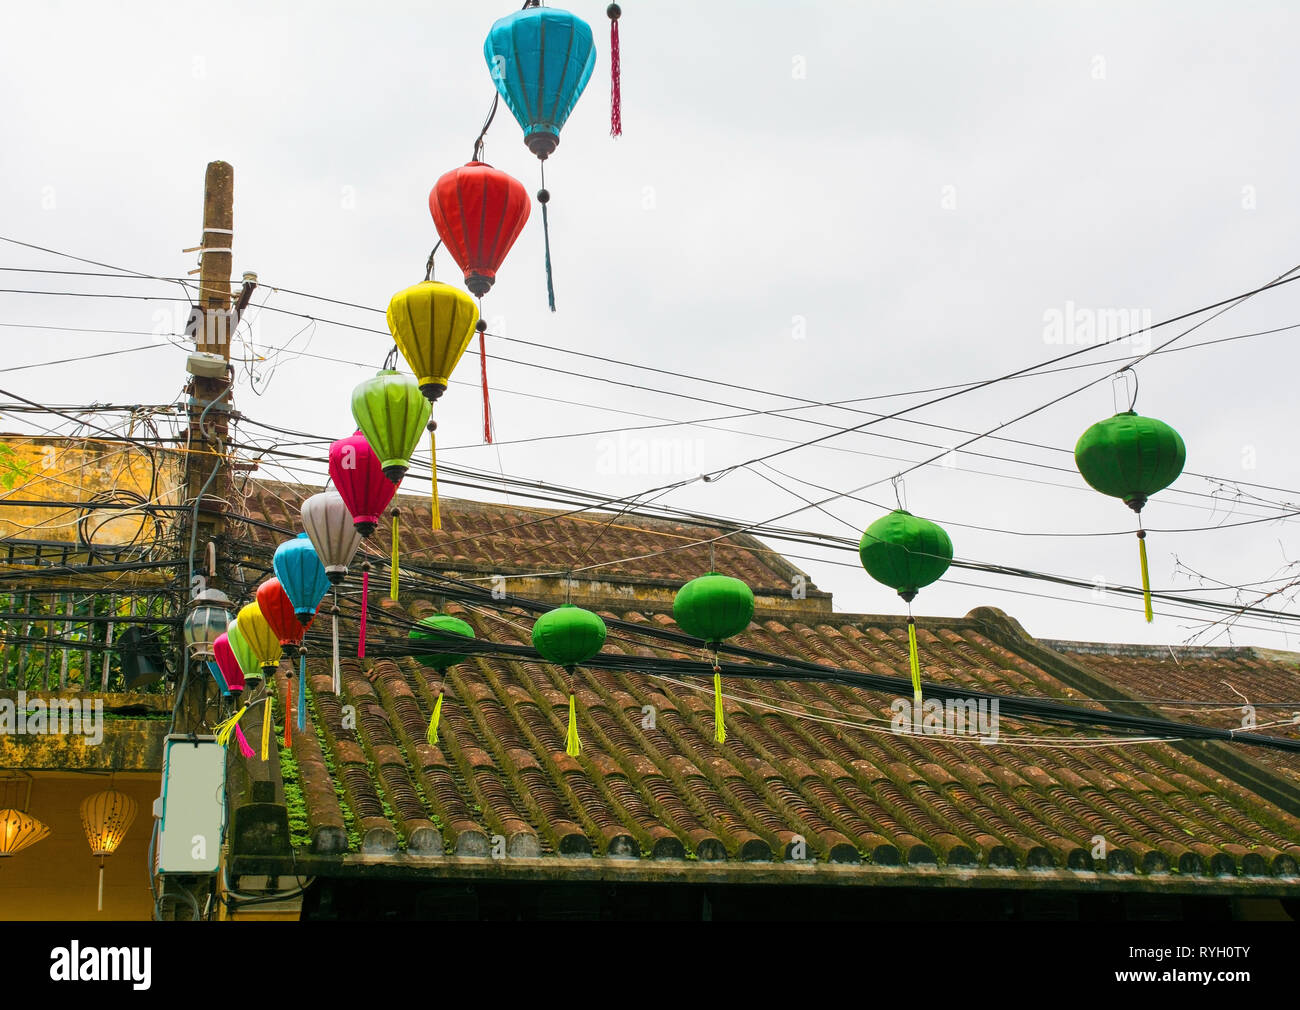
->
350, 370, 430, 474
430, 162, 532, 296
0, 809, 50, 857
212, 632, 245, 694
328, 432, 396, 534
673, 573, 755, 643
484, 7, 597, 157
256, 578, 302, 646
79, 789, 137, 859
1074, 411, 1186, 507
301, 490, 362, 580
385, 282, 479, 396
531, 605, 607, 666
236, 602, 282, 670
225, 620, 262, 681
410, 614, 476, 671
273, 534, 330, 622
858, 510, 953, 598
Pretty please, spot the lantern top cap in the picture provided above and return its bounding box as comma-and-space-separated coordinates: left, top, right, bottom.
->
189, 588, 231, 608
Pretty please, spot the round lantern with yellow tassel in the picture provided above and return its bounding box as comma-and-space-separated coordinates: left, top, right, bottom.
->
409, 614, 476, 748
1074, 410, 1185, 622
385, 280, 479, 532
859, 510, 953, 706
531, 604, 606, 757
673, 573, 754, 744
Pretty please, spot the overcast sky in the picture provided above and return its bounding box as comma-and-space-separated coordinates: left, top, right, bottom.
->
4, 1, 1300, 650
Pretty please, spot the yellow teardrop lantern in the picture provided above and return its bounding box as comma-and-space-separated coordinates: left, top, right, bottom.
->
385, 281, 479, 530
236, 601, 282, 676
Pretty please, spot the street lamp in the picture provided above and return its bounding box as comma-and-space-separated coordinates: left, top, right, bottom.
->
183, 587, 232, 660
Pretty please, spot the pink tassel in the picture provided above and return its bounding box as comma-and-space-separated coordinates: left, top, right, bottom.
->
609, 4, 622, 137
234, 725, 254, 759
358, 566, 369, 659
480, 331, 493, 444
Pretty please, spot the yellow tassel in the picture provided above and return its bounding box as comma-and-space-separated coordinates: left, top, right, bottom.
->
390, 510, 399, 602
565, 693, 581, 756
426, 691, 443, 747
907, 619, 922, 706
260, 696, 272, 762
713, 668, 726, 744
430, 428, 441, 531
1138, 530, 1153, 623
214, 705, 247, 748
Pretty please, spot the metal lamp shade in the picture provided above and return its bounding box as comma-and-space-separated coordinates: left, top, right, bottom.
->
0, 808, 50, 858
301, 490, 362, 584
183, 588, 232, 660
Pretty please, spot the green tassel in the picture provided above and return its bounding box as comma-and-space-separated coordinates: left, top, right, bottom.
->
426, 691, 443, 747
907, 618, 922, 706
713, 668, 726, 743
1138, 529, 1153, 623
565, 693, 581, 757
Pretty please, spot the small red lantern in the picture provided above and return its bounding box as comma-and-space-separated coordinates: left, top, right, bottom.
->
429, 161, 530, 445
256, 578, 312, 647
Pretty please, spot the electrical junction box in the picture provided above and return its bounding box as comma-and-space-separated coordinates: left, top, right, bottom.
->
156, 734, 226, 875
187, 350, 229, 378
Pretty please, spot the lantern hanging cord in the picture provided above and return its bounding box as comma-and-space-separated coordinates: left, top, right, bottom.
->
383, 344, 399, 370
424, 240, 443, 282
1114, 365, 1139, 412
472, 93, 500, 162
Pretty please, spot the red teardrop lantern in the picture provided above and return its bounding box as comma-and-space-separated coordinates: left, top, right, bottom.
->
429, 161, 531, 298
257, 578, 312, 647
328, 431, 396, 539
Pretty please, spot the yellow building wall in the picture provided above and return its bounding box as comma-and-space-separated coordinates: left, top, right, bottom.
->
0, 436, 185, 546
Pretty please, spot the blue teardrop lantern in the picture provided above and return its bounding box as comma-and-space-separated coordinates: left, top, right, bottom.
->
483, 5, 596, 311
273, 533, 330, 623
484, 6, 596, 160
273, 533, 331, 733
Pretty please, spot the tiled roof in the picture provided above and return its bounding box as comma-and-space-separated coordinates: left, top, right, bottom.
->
238, 481, 814, 595
228, 485, 1300, 886
263, 599, 1300, 882
1044, 639, 1300, 789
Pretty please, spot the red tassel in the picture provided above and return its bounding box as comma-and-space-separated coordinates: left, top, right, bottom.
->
609, 5, 622, 137
480, 330, 493, 444
358, 566, 369, 659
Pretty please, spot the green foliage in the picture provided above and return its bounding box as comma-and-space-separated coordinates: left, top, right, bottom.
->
0, 443, 35, 490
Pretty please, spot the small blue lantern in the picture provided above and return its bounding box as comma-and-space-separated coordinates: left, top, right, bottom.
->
273, 533, 330, 624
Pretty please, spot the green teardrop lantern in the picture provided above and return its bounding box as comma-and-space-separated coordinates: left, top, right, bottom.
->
351, 368, 433, 603
532, 604, 607, 757
409, 614, 476, 747
351, 369, 432, 486
673, 572, 755, 743
859, 509, 953, 706
1074, 410, 1186, 622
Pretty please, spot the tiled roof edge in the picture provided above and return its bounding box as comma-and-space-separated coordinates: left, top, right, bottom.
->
967, 607, 1300, 821
1040, 638, 1298, 664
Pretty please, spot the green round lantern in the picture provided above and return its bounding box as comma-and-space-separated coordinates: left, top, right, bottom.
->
409, 614, 475, 747
351, 369, 432, 485
1074, 410, 1185, 624
858, 509, 952, 707
674, 573, 755, 744
532, 605, 607, 758
858, 510, 953, 603
1074, 411, 1185, 513
673, 573, 755, 644
409, 614, 475, 671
